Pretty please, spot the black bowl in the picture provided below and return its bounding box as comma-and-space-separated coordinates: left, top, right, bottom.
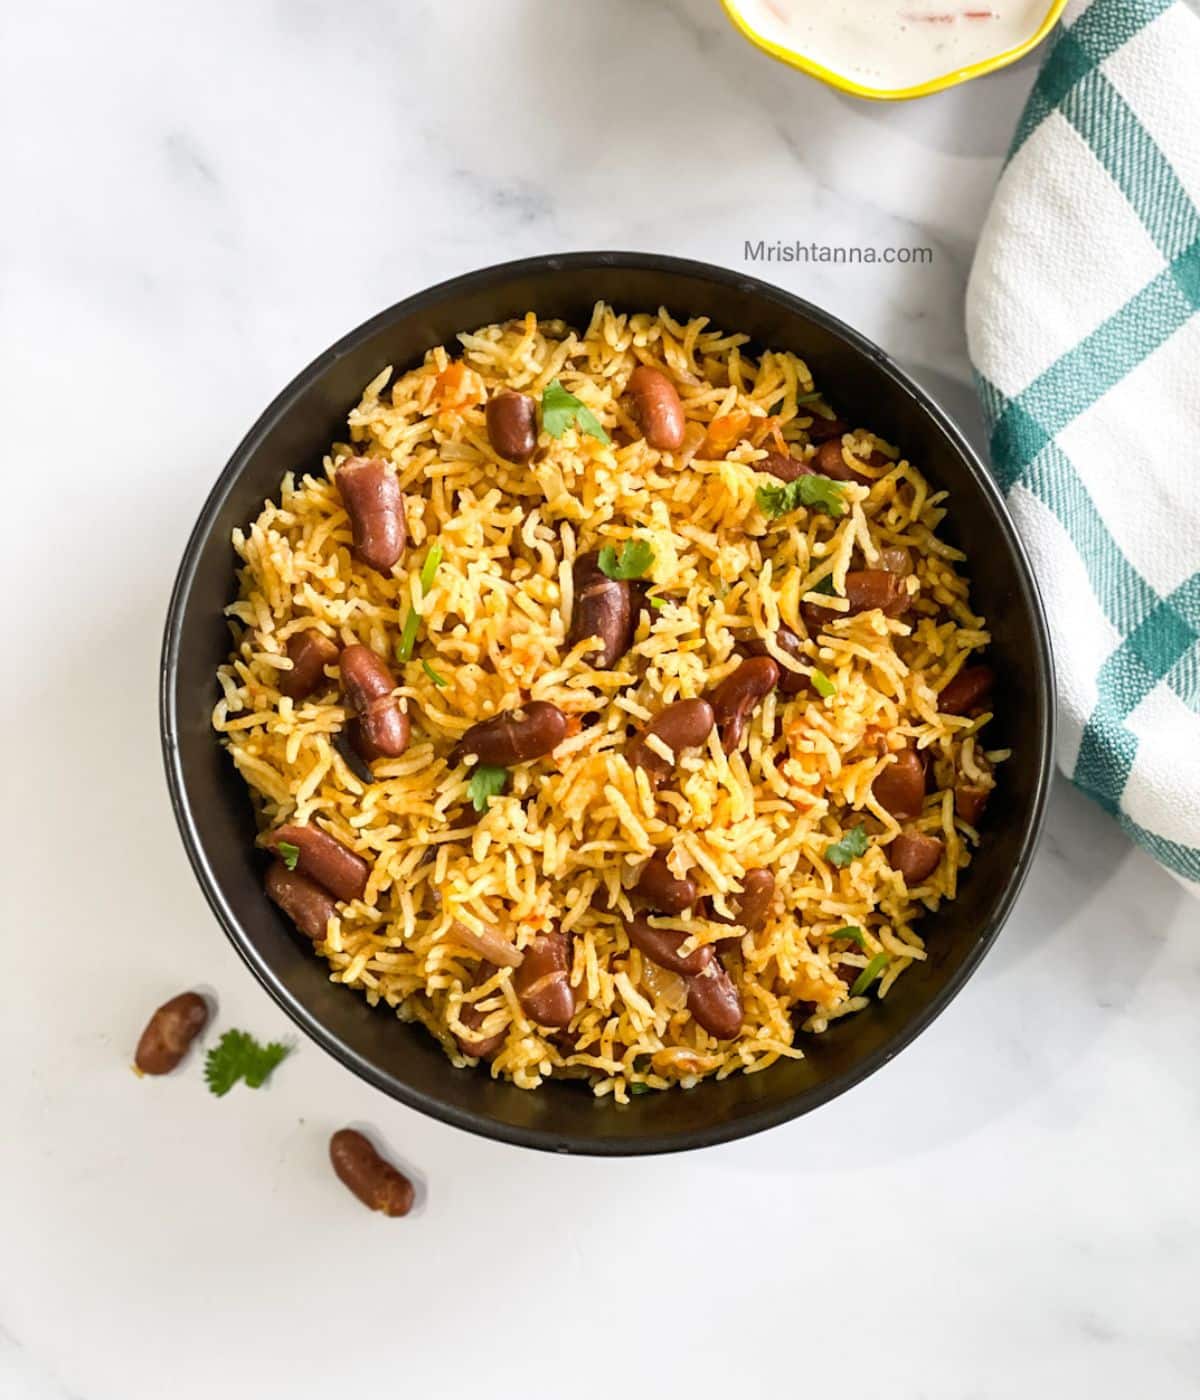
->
161, 252, 1054, 1155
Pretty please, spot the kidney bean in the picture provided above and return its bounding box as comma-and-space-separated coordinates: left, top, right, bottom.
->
486, 388, 538, 463
455, 701, 567, 766
707, 656, 780, 753
955, 782, 991, 826
686, 959, 744, 1039
812, 439, 871, 485
889, 830, 944, 884
846, 570, 909, 617
731, 868, 775, 933
938, 665, 996, 716
340, 645, 409, 757
567, 551, 634, 668
872, 747, 927, 820
628, 698, 715, 784
514, 928, 576, 1028
453, 963, 507, 1060
735, 625, 809, 696
335, 457, 406, 573
758, 450, 814, 483
805, 414, 848, 444
135, 992, 209, 1075
265, 860, 336, 941
635, 851, 699, 915
627, 365, 685, 451
329, 1129, 414, 1217
263, 823, 369, 903
625, 915, 713, 976
279, 630, 339, 701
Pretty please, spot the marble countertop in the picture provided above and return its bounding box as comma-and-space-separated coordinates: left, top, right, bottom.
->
4, 3, 1197, 1397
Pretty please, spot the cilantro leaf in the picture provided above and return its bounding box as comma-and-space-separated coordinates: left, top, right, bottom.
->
831, 925, 865, 946
541, 379, 610, 444
397, 543, 444, 664
628, 1082, 654, 1096
204, 1030, 291, 1097
811, 574, 838, 596
597, 539, 655, 581
276, 840, 300, 871
810, 668, 836, 699
850, 952, 889, 998
647, 595, 668, 612
421, 659, 447, 688
467, 764, 508, 812
826, 822, 869, 868
756, 474, 846, 520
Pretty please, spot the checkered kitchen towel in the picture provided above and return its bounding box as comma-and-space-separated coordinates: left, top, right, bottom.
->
966, 0, 1200, 893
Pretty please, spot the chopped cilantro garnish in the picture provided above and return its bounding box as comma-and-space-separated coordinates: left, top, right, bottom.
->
397, 542, 444, 663
204, 1030, 291, 1097
597, 539, 655, 581
850, 952, 889, 998
628, 1082, 654, 1095
756, 474, 846, 520
826, 822, 869, 868
831, 925, 865, 946
276, 840, 300, 871
421, 659, 447, 688
541, 379, 610, 444
647, 595, 668, 612
467, 764, 508, 812
810, 668, 836, 699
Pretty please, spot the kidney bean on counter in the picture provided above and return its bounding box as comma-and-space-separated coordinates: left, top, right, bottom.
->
635, 851, 699, 916
889, 830, 944, 885
135, 992, 209, 1075
264, 823, 369, 903
455, 701, 567, 767
486, 389, 538, 463
279, 630, 339, 701
625, 915, 713, 977
758, 450, 814, 483
805, 414, 848, 444
265, 860, 336, 942
329, 1129, 414, 1217
335, 457, 406, 573
513, 928, 576, 1028
955, 782, 991, 826
686, 959, 744, 1040
706, 656, 780, 753
872, 747, 927, 820
627, 698, 715, 785
626, 365, 685, 451
938, 665, 995, 716
567, 551, 634, 669
340, 645, 409, 757
453, 963, 507, 1060
734, 625, 809, 696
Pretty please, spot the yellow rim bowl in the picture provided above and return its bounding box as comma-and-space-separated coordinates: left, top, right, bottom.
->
720, 0, 1068, 100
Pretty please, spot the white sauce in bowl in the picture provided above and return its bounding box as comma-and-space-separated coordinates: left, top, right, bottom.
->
734, 0, 1050, 91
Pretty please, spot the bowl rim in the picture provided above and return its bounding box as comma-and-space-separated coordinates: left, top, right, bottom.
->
719, 0, 1068, 102
160, 250, 1055, 1155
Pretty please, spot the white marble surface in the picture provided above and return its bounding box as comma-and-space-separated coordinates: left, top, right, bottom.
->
3, 3, 1197, 1397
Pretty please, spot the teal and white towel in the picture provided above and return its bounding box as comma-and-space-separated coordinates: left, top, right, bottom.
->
966, 0, 1200, 894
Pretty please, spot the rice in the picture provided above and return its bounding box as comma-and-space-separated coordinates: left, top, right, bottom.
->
214, 303, 1000, 1102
